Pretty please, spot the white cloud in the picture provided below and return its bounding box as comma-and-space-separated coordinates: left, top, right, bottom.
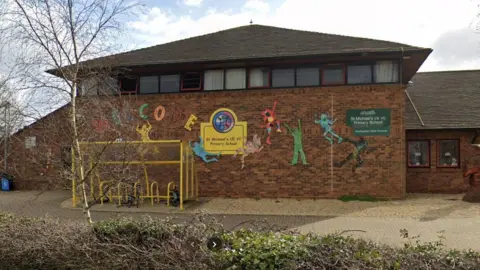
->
242, 0, 270, 14
184, 0, 203, 6
128, 0, 480, 71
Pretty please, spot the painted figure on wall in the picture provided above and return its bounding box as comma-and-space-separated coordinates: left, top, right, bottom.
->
284, 120, 308, 165
136, 121, 152, 141
261, 100, 282, 145
232, 134, 264, 169
314, 113, 343, 144
335, 137, 376, 172
189, 136, 221, 163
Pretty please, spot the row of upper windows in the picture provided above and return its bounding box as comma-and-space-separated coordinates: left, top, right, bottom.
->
110, 60, 400, 95
407, 140, 460, 168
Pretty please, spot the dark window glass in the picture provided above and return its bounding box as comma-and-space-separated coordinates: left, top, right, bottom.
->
160, 75, 180, 93
181, 72, 202, 90
347, 65, 372, 84
139, 76, 159, 94
272, 69, 295, 87
322, 66, 345, 85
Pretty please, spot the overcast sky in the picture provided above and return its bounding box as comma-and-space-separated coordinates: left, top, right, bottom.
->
124, 0, 480, 72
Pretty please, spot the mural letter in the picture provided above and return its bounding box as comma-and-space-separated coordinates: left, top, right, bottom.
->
139, 104, 149, 120
184, 114, 198, 131
154, 105, 166, 121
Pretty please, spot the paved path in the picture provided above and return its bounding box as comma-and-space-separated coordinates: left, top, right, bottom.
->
0, 190, 329, 230
1, 190, 480, 251
296, 216, 480, 251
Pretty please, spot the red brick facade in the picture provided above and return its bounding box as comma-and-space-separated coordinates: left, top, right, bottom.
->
406, 129, 480, 193
7, 84, 408, 199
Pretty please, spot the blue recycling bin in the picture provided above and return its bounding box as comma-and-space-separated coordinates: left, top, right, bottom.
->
1, 177, 11, 191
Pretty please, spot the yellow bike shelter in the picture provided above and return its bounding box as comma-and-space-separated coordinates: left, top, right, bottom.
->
71, 140, 198, 210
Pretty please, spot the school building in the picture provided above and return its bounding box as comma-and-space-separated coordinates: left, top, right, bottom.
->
5, 24, 480, 199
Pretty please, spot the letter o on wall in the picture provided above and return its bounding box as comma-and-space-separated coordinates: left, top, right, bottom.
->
139, 104, 149, 120
154, 105, 165, 121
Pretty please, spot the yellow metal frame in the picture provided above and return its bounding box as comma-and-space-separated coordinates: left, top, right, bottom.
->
72, 140, 198, 210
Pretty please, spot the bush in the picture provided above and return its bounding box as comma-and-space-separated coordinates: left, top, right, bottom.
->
0, 212, 479, 269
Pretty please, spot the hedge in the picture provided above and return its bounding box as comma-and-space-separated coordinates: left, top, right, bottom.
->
0, 212, 479, 269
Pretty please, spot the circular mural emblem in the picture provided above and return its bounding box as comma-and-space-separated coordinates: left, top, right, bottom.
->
212, 110, 235, 133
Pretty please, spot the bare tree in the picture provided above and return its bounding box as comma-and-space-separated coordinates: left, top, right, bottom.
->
1, 0, 140, 223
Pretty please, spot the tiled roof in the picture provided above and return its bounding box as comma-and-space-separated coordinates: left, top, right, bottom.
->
75, 24, 428, 68
406, 69, 480, 129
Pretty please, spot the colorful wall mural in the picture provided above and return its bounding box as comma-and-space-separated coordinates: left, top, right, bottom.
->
184, 114, 198, 131
189, 136, 221, 163
284, 120, 308, 165
314, 113, 343, 144
260, 100, 282, 145
334, 137, 377, 172
232, 134, 263, 169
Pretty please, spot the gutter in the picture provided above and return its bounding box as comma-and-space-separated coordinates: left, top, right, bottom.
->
404, 85, 425, 127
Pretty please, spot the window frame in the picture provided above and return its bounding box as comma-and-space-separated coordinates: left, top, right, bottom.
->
225, 68, 247, 90
373, 60, 400, 84
159, 74, 181, 93
271, 67, 296, 88
203, 69, 225, 91
346, 63, 374, 85
138, 75, 160, 95
407, 140, 431, 168
321, 64, 346, 86
118, 76, 138, 94
436, 139, 460, 168
295, 66, 321, 87
180, 72, 203, 91
247, 67, 271, 89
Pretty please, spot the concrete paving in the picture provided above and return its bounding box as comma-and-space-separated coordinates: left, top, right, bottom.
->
0, 190, 479, 251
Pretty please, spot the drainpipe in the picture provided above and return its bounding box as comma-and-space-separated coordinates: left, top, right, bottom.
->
405, 85, 425, 127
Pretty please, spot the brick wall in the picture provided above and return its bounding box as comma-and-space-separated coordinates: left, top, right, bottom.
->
8, 84, 407, 198
406, 129, 480, 193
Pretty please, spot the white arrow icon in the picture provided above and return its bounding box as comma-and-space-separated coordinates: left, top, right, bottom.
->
191, 242, 194, 247
212, 242, 217, 247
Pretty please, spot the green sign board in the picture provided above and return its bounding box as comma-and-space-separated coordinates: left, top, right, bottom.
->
346, 108, 391, 136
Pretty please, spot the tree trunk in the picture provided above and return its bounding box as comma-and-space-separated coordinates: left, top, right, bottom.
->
71, 82, 93, 223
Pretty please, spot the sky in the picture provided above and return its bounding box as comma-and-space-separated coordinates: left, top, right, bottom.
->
124, 0, 480, 72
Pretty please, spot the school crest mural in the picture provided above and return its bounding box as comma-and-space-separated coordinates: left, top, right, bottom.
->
200, 108, 248, 155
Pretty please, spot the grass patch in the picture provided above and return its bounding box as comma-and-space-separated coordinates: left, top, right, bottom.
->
338, 195, 388, 202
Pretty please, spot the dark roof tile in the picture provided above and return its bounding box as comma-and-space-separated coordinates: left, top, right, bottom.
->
406, 69, 480, 129
78, 24, 428, 68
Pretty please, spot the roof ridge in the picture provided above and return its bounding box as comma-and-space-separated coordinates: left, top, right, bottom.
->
99, 24, 426, 63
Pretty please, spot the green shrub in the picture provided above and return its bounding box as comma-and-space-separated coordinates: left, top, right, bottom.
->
338, 195, 387, 202
0, 212, 479, 269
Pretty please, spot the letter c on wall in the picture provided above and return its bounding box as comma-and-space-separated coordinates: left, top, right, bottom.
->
139, 104, 149, 120
154, 105, 165, 121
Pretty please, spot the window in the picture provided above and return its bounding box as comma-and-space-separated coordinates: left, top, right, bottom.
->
296, 67, 319, 86
437, 140, 460, 168
160, 74, 180, 93
181, 72, 202, 91
204, 70, 224, 91
271, 68, 295, 87
139, 76, 159, 94
248, 68, 270, 88
408, 140, 430, 167
119, 77, 138, 93
347, 65, 372, 84
322, 65, 345, 85
225, 68, 246, 89
25, 136, 36, 149
374, 61, 399, 83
